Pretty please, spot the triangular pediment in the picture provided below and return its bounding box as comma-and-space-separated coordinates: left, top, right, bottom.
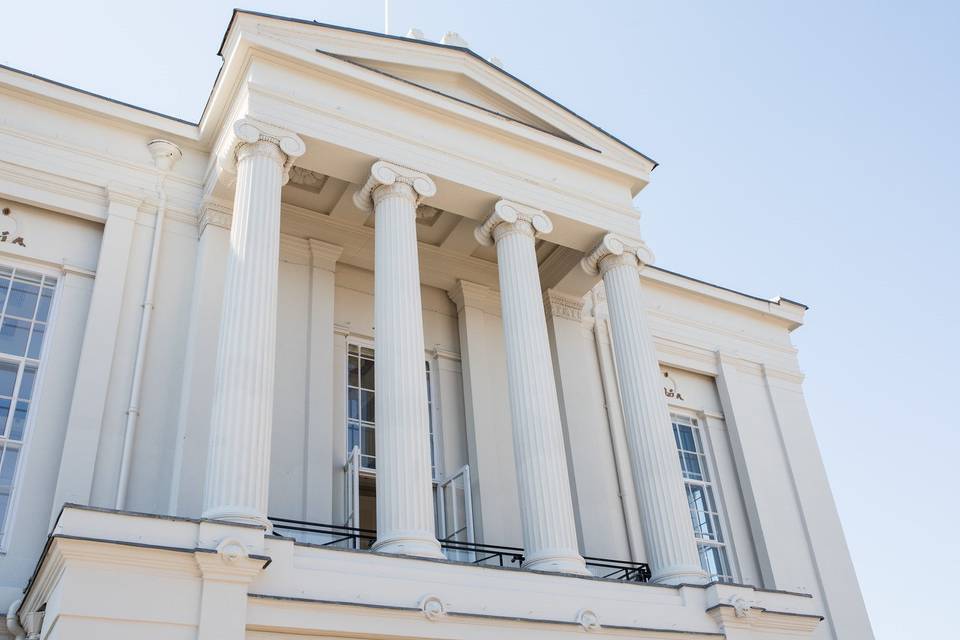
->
328, 57, 584, 145
223, 10, 656, 173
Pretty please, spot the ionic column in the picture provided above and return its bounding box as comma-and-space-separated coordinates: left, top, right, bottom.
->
475, 200, 588, 575
202, 119, 305, 527
353, 161, 443, 559
582, 234, 706, 584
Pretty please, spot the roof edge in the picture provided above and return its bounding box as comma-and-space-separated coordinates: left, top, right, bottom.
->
0, 63, 198, 127
223, 8, 658, 169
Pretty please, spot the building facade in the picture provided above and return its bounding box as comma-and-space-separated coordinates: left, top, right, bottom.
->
0, 10, 872, 639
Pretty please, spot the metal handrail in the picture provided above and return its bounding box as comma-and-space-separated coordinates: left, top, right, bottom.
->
269, 518, 651, 582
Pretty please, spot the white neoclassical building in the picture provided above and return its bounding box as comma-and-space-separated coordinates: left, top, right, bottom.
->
0, 10, 872, 640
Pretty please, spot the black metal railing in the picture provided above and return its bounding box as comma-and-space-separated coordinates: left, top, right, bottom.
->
269, 518, 651, 582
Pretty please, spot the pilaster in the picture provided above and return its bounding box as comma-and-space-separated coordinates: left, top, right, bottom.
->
51, 187, 141, 521
304, 239, 343, 522
446, 280, 520, 546
169, 200, 233, 517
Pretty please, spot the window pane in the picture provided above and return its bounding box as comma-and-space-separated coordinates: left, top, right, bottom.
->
0, 492, 9, 539
0, 319, 30, 357
360, 390, 375, 422
360, 346, 374, 359
17, 366, 35, 401
347, 356, 359, 388
362, 425, 376, 459
27, 323, 45, 360
698, 544, 730, 580
682, 452, 702, 480
347, 421, 360, 453
360, 358, 374, 390
348, 343, 358, 355
0, 398, 9, 437
347, 388, 359, 420
5, 280, 39, 319
35, 288, 53, 323
0, 361, 17, 397
677, 425, 696, 452
0, 446, 18, 488
0, 278, 9, 311
9, 401, 28, 441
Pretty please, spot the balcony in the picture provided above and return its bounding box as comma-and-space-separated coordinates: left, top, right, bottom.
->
269, 517, 652, 582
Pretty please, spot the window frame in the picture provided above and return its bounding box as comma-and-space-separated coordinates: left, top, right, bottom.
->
0, 258, 63, 553
344, 337, 442, 480
670, 411, 737, 583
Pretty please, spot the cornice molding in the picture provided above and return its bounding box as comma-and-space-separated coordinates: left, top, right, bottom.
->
447, 279, 501, 316
308, 238, 343, 271
199, 199, 232, 236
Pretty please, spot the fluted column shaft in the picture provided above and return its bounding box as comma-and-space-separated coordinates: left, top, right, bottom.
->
202, 120, 304, 527
584, 235, 706, 584
477, 200, 588, 575
356, 161, 443, 558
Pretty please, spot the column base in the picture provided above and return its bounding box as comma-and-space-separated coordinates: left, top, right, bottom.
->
201, 505, 270, 530
372, 533, 445, 559
523, 550, 591, 576
650, 564, 709, 586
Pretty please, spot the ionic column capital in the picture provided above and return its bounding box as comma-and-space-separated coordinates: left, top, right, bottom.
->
581, 233, 655, 276
232, 118, 305, 183
353, 160, 437, 211
475, 199, 553, 246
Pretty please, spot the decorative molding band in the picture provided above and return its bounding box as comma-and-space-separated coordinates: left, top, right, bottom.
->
308, 238, 344, 271
105, 183, 146, 213
198, 200, 232, 236
475, 199, 552, 246
432, 346, 462, 361
279, 234, 311, 266
581, 232, 654, 276
353, 160, 437, 211
543, 289, 585, 322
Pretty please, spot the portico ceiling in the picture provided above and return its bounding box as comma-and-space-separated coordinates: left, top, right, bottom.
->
280, 167, 562, 292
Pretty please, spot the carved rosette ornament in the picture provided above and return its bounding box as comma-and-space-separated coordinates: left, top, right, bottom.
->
216, 537, 249, 564
576, 609, 602, 632
419, 594, 447, 621
729, 594, 756, 618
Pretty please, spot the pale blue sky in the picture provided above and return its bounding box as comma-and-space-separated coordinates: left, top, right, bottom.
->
3, 1, 956, 637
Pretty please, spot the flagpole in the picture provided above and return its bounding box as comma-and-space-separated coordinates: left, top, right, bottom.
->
384, 0, 389, 34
